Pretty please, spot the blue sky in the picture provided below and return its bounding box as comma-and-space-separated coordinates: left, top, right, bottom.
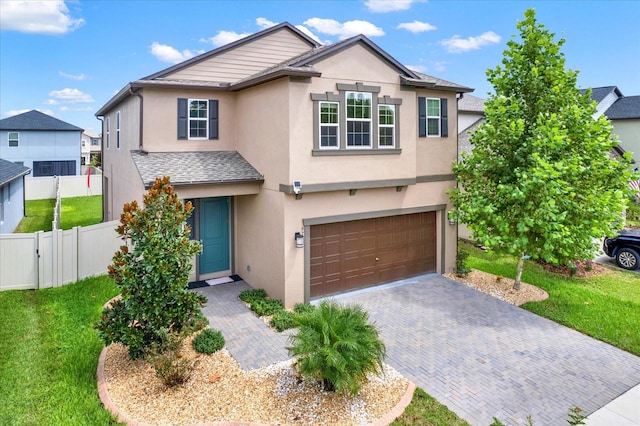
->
1, 0, 639, 135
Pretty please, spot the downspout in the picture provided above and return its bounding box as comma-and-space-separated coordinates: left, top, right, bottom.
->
129, 87, 144, 152
96, 116, 105, 222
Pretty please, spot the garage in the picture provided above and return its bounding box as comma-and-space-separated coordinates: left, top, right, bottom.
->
309, 211, 436, 298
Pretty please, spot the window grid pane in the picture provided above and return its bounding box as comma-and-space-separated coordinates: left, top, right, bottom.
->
427, 118, 439, 136
189, 100, 207, 118
347, 121, 371, 147
8, 132, 18, 147
320, 127, 338, 147
427, 99, 440, 116
188, 99, 208, 138
347, 92, 371, 119
320, 103, 338, 124
379, 127, 394, 147
190, 120, 207, 138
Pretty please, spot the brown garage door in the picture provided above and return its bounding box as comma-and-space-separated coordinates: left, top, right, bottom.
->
310, 211, 436, 298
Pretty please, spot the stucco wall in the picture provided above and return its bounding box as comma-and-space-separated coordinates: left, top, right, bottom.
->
612, 119, 640, 163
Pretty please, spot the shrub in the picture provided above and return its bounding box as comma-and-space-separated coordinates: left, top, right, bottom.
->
456, 246, 471, 277
192, 329, 225, 354
293, 303, 317, 315
270, 310, 296, 332
251, 298, 283, 317
287, 300, 386, 396
238, 288, 267, 304
95, 177, 207, 359
148, 331, 194, 387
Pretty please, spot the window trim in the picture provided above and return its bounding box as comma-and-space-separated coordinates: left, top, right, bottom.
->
311, 84, 401, 155
378, 104, 396, 149
188, 98, 208, 140
319, 101, 340, 150
8, 132, 18, 148
106, 117, 110, 149
426, 98, 440, 137
116, 111, 121, 149
345, 91, 373, 150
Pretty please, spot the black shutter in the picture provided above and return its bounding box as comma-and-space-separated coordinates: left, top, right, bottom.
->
177, 98, 188, 139
440, 98, 448, 137
209, 99, 218, 140
418, 97, 426, 137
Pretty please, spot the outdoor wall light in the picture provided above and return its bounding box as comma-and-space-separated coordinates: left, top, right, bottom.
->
295, 231, 304, 248
448, 210, 457, 225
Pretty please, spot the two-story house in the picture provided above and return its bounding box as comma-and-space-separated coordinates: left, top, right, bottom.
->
0, 110, 83, 177
81, 131, 102, 167
96, 23, 473, 307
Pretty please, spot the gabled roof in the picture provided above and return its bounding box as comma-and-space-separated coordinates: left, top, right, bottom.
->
605, 96, 640, 120
0, 110, 83, 132
97, 23, 473, 116
458, 94, 486, 112
142, 22, 320, 81
131, 151, 264, 189
0, 158, 31, 186
581, 86, 624, 103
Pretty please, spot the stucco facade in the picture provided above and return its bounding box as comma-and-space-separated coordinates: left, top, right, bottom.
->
96, 23, 473, 307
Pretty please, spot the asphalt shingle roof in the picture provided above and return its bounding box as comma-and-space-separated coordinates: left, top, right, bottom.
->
0, 158, 31, 186
458, 94, 486, 112
131, 151, 264, 188
605, 95, 640, 120
0, 110, 83, 131
580, 86, 623, 103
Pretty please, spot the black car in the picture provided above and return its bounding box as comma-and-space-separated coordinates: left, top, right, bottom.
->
603, 229, 640, 270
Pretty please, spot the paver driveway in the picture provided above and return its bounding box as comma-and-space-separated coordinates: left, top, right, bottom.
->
197, 274, 640, 426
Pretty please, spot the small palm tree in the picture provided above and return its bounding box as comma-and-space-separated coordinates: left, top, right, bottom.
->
287, 300, 386, 395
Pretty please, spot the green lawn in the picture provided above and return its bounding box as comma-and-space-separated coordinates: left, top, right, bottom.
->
14, 196, 102, 233
60, 196, 103, 229
13, 199, 55, 233
463, 241, 640, 356
0, 276, 121, 425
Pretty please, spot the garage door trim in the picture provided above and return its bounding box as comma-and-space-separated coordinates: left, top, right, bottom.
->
303, 204, 447, 302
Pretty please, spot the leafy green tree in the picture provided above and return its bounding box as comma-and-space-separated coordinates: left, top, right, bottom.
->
449, 9, 634, 289
287, 300, 386, 396
95, 176, 207, 359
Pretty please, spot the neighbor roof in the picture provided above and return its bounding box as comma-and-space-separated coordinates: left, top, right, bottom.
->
605, 95, 640, 120
458, 94, 486, 112
0, 110, 83, 131
581, 86, 624, 103
131, 151, 264, 189
0, 158, 31, 186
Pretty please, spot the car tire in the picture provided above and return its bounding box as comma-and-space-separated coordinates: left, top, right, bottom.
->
616, 248, 640, 270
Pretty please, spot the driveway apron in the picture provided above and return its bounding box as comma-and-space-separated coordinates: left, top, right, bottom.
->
196, 275, 640, 426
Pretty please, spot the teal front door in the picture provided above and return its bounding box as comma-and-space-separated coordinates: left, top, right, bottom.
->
199, 197, 230, 275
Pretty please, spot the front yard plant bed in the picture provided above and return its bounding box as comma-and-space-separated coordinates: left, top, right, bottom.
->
239, 288, 318, 332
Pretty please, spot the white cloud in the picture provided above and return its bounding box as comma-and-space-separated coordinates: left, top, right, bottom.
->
0, 0, 84, 34
365, 0, 425, 13
406, 64, 428, 73
256, 17, 277, 29
43, 99, 58, 105
150, 42, 200, 64
295, 25, 324, 44
441, 31, 501, 53
59, 70, 88, 81
60, 106, 93, 112
431, 61, 447, 72
200, 30, 251, 48
5, 109, 55, 117
48, 88, 94, 103
303, 18, 384, 40
397, 21, 436, 33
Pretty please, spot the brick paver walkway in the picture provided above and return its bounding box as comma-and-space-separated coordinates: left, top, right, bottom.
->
195, 275, 640, 425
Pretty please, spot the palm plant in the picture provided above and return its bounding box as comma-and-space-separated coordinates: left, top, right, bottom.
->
287, 300, 386, 396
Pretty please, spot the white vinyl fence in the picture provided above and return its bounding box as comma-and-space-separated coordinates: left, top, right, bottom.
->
26, 171, 102, 200
0, 220, 121, 291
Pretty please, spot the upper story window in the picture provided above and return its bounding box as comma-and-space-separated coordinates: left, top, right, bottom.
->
106, 117, 110, 149
378, 105, 395, 148
311, 83, 402, 155
346, 92, 372, 148
91, 138, 100, 146
116, 111, 121, 149
177, 98, 219, 140
8, 132, 18, 147
418, 97, 448, 138
319, 102, 339, 149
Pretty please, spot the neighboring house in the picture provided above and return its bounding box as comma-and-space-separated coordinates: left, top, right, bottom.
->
584, 86, 640, 164
81, 131, 102, 167
95, 22, 473, 307
0, 110, 83, 177
0, 158, 31, 233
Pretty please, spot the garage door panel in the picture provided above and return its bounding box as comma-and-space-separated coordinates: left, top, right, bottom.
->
310, 212, 437, 298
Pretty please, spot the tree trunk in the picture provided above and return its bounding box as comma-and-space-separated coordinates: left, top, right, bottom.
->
514, 252, 525, 290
